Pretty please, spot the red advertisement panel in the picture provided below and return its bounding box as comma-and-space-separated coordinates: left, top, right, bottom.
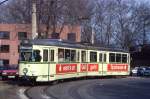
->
107, 64, 128, 72
56, 64, 77, 73
80, 64, 87, 72
88, 64, 98, 72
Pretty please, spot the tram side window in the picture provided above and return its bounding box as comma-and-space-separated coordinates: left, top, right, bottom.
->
65, 49, 70, 62
43, 50, 48, 62
122, 54, 127, 63
109, 53, 115, 62
58, 49, 64, 62
81, 51, 86, 62
34, 50, 42, 62
116, 54, 121, 63
77, 51, 80, 62
71, 50, 76, 62
90, 52, 97, 62
104, 53, 106, 62
50, 50, 54, 62
99, 53, 103, 62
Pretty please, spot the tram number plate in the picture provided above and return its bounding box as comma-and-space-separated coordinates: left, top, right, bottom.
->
107, 64, 128, 71
56, 64, 77, 73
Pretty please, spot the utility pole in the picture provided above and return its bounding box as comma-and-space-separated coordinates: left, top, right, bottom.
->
32, 0, 37, 39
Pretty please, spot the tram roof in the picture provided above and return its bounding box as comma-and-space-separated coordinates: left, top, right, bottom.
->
20, 39, 129, 52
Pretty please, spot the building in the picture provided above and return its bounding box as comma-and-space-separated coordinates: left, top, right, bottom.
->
0, 24, 81, 67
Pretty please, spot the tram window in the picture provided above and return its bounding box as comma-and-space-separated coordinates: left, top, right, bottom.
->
122, 54, 127, 63
65, 49, 70, 62
50, 50, 54, 62
33, 50, 41, 62
116, 54, 121, 62
104, 53, 106, 62
58, 49, 64, 62
43, 50, 48, 62
99, 53, 103, 62
81, 51, 86, 62
90, 52, 97, 62
71, 50, 76, 62
77, 51, 80, 62
20, 52, 32, 61
109, 53, 115, 62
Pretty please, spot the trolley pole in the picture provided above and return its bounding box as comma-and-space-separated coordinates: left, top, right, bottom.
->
32, 0, 37, 39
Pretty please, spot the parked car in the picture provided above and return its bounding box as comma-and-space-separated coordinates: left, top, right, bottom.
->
0, 66, 7, 76
143, 67, 150, 76
131, 67, 145, 76
1, 66, 18, 80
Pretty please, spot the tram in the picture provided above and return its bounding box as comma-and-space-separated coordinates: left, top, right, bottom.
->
18, 39, 130, 82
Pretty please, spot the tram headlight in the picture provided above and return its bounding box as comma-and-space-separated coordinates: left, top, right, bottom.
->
23, 68, 28, 74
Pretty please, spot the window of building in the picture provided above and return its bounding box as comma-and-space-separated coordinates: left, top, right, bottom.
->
0, 31, 10, 39
109, 53, 115, 62
67, 33, 76, 42
0, 59, 9, 66
18, 32, 27, 40
0, 45, 9, 53
81, 51, 86, 62
43, 49, 48, 62
90, 51, 97, 62
51, 32, 60, 39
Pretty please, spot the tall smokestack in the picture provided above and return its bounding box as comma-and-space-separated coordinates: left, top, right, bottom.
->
91, 27, 95, 44
32, 0, 37, 39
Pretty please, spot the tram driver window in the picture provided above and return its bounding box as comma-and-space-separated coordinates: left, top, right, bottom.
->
58, 49, 64, 62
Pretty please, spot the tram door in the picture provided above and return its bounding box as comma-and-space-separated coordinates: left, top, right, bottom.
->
43, 48, 55, 81
99, 52, 107, 76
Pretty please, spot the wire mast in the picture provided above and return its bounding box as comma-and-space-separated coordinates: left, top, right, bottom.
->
32, 0, 37, 39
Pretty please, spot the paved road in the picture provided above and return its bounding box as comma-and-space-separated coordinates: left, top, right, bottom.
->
1, 77, 150, 99
45, 77, 150, 99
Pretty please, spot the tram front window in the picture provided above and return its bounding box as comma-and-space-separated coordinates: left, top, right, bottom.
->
20, 50, 41, 62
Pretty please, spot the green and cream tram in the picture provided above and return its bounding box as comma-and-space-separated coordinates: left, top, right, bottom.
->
19, 39, 130, 82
